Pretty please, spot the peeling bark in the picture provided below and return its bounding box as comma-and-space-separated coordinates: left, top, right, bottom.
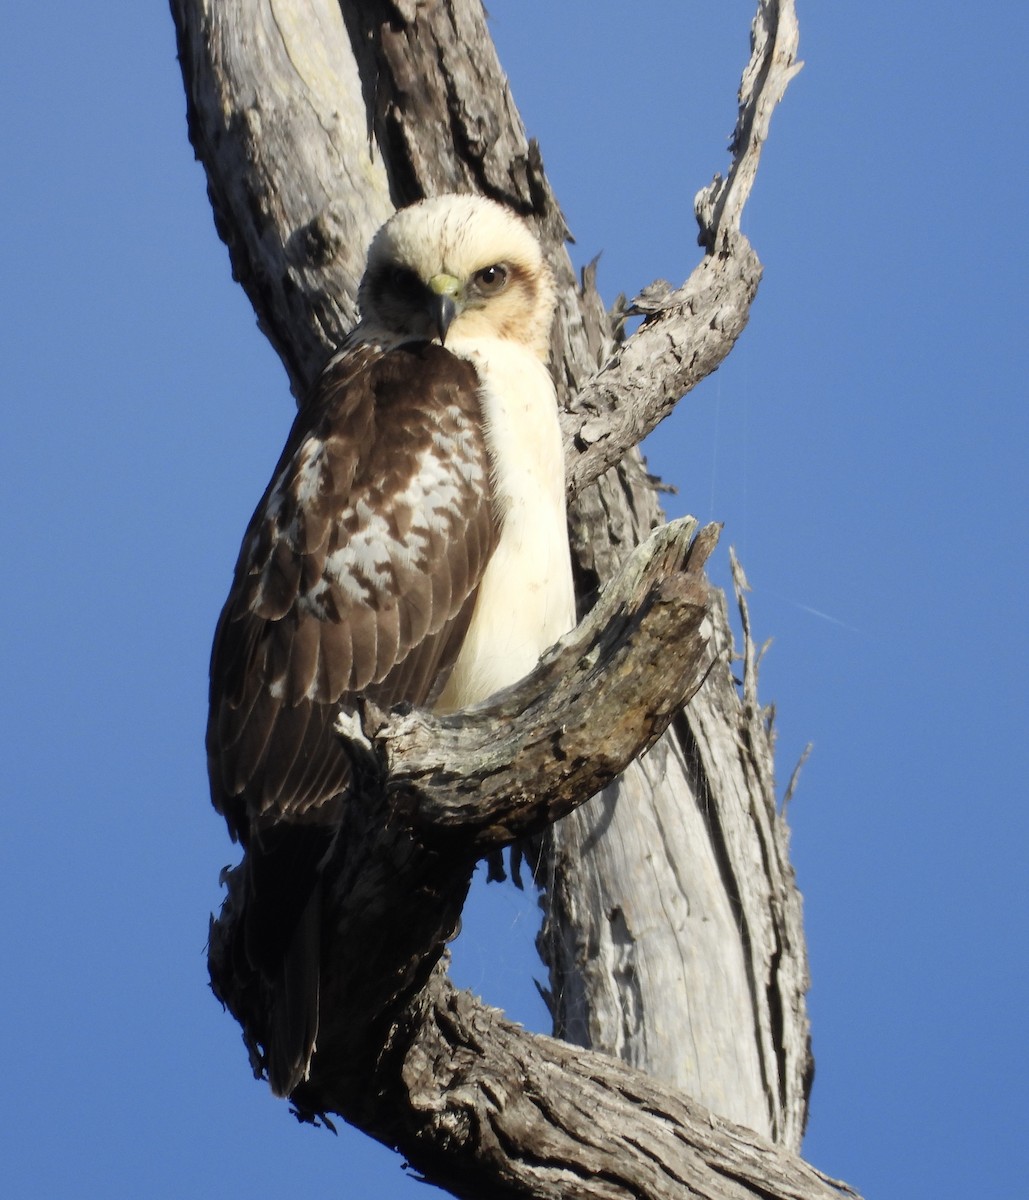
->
349, 519, 718, 853
383, 972, 856, 1200
170, 1, 849, 1195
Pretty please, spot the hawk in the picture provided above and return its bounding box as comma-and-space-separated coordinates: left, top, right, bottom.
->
207, 194, 575, 1095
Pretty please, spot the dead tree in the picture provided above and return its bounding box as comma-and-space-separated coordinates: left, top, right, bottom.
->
171, 1, 859, 1195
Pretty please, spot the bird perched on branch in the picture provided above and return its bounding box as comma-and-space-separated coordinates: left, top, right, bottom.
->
206, 194, 575, 1096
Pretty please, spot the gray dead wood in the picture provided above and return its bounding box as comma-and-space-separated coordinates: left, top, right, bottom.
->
171, 0, 853, 1196
207, 520, 851, 1199
392, 971, 856, 1200
350, 519, 719, 853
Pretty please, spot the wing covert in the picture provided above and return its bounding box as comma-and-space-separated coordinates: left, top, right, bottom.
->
207, 342, 498, 833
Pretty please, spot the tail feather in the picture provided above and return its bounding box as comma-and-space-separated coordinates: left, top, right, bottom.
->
243, 826, 332, 1096
266, 881, 322, 1096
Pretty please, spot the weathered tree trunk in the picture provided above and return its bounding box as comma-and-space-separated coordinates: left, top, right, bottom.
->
171, 1, 846, 1195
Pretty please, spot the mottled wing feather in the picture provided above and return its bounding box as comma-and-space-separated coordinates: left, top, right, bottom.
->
207, 342, 498, 836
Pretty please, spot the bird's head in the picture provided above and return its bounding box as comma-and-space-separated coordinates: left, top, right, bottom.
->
358, 194, 556, 361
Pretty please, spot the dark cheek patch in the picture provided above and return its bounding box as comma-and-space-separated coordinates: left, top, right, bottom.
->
369, 268, 434, 335
367, 271, 390, 314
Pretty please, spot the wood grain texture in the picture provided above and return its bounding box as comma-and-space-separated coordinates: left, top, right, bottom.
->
356, 518, 718, 851
171, 0, 843, 1194
389, 971, 855, 1200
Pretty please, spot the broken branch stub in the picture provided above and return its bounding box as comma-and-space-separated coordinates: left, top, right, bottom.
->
340, 518, 721, 856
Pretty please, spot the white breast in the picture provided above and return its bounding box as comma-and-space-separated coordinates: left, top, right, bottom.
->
434, 336, 575, 713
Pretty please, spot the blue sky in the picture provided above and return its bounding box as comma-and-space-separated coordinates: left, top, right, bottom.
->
2, 3, 1025, 1197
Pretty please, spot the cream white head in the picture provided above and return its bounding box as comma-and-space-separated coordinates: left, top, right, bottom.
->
357, 194, 556, 361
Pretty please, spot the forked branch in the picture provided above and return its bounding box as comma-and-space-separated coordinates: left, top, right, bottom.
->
345, 518, 719, 855
180, 0, 857, 1194
384, 973, 859, 1200
563, 0, 802, 497
252, 516, 857, 1200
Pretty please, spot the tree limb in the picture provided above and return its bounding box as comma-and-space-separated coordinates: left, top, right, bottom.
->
349, 518, 719, 854
174, 0, 848, 1193
288, 969, 858, 1200
563, 0, 802, 496
540, 0, 811, 1148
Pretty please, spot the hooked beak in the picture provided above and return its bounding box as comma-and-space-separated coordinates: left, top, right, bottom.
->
427, 273, 462, 345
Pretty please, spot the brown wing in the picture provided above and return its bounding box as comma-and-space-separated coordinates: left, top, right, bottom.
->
207, 341, 498, 841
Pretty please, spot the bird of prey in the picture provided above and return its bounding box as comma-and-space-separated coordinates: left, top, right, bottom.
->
207, 194, 575, 1095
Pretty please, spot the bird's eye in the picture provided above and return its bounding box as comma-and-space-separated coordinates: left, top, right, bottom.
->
472, 263, 509, 295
